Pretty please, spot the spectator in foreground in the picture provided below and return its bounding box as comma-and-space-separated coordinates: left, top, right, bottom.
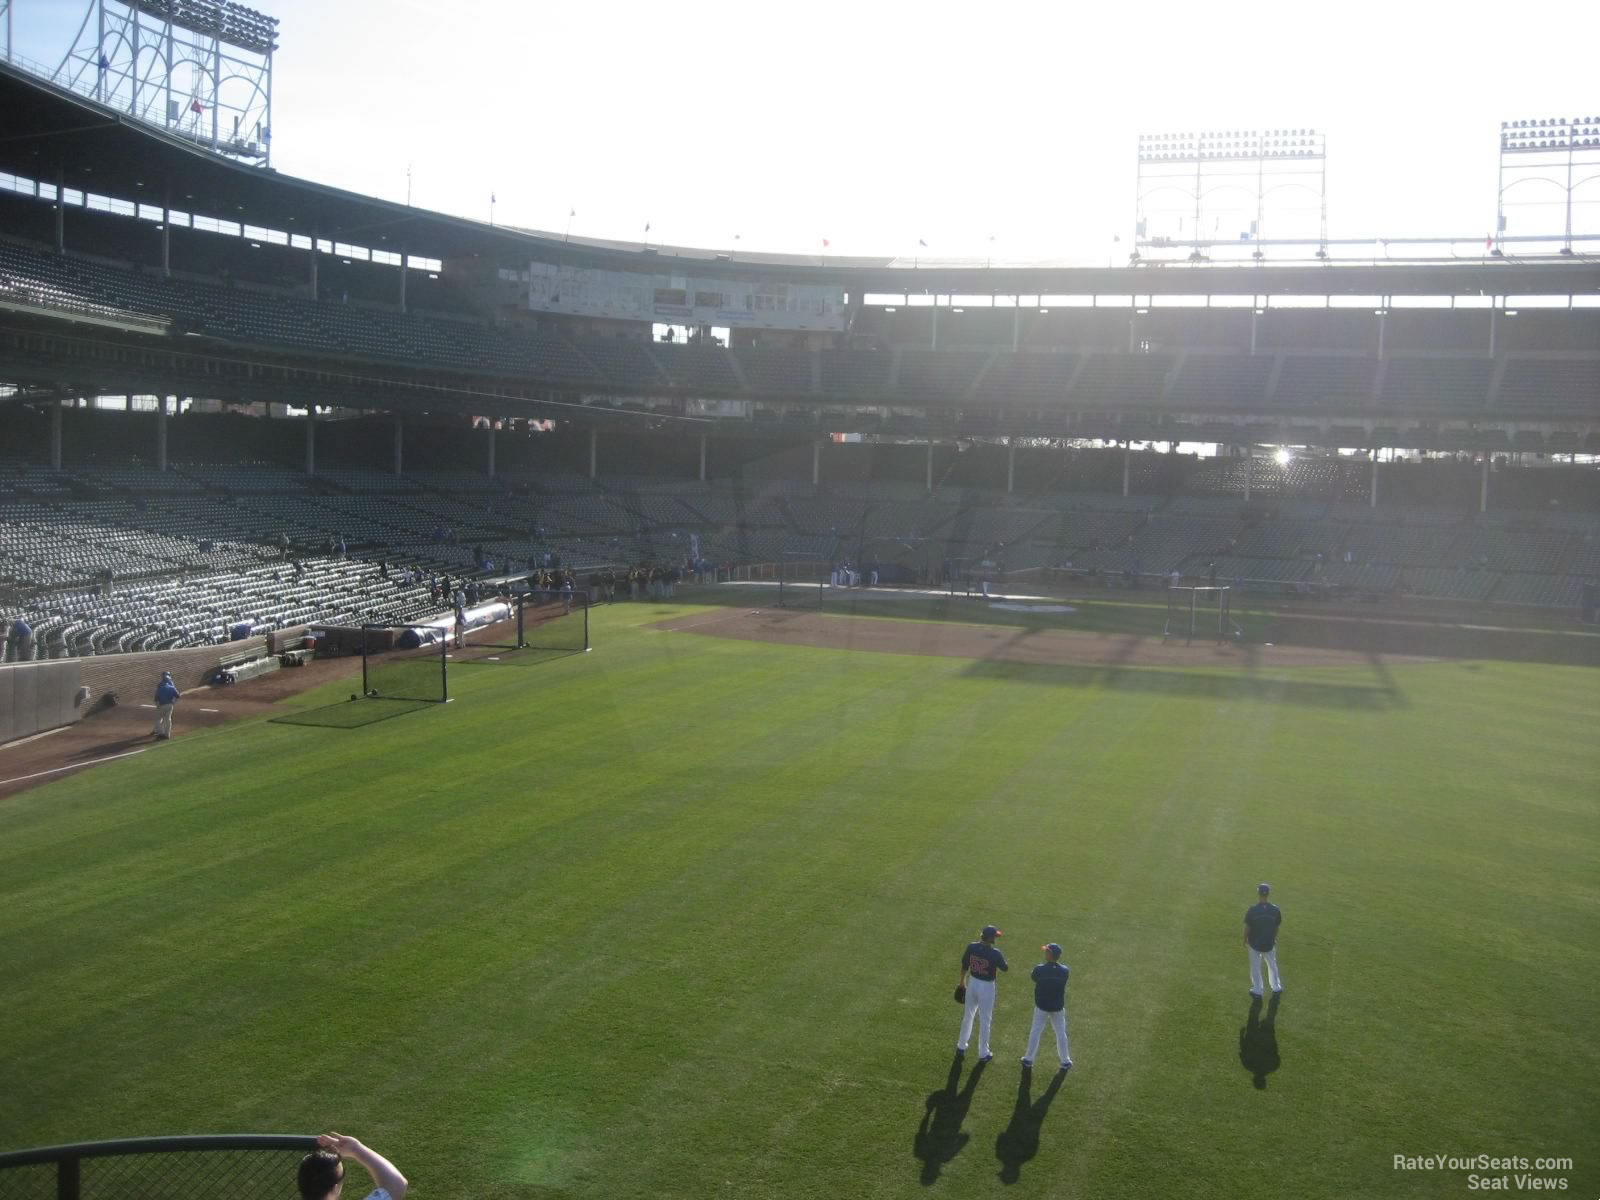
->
297, 1132, 408, 1200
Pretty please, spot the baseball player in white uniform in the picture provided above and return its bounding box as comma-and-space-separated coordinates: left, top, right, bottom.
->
1020, 942, 1073, 1072
955, 925, 1008, 1062
1244, 883, 1284, 997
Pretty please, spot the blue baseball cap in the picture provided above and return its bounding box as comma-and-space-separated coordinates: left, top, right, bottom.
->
1042, 943, 1062, 957
981, 925, 1003, 939
1258, 883, 1271, 895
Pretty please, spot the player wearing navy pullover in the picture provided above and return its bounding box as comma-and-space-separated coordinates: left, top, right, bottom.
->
1245, 883, 1284, 997
955, 924, 1008, 1062
1020, 943, 1073, 1072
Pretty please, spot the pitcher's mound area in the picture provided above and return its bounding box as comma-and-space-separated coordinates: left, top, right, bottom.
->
653, 608, 1418, 669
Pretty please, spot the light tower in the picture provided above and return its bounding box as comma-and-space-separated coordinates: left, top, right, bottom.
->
1495, 115, 1600, 255
1134, 128, 1327, 263
52, 0, 278, 165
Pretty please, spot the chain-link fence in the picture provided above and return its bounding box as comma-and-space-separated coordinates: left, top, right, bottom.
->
0, 1135, 317, 1200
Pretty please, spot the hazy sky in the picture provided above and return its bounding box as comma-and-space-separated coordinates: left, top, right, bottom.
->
10, 0, 1598, 264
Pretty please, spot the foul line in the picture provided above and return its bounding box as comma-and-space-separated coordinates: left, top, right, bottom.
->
0, 747, 147, 788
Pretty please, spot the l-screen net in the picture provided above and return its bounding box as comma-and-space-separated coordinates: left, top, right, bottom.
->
451, 590, 591, 664
362, 624, 449, 701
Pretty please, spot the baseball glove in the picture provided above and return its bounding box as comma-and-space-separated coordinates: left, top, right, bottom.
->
953, 985, 967, 1004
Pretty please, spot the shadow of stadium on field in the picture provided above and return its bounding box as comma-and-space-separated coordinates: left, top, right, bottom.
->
269, 698, 436, 728
959, 658, 1403, 709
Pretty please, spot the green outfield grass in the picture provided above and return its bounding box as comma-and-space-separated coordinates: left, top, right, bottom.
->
2, 600, 1597, 1199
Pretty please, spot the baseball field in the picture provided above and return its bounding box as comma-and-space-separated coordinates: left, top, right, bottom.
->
2, 589, 1597, 1199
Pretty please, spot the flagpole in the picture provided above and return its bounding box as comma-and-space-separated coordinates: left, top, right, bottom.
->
564, 208, 574, 242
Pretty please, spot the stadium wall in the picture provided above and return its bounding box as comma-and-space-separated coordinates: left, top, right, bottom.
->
0, 658, 83, 744
74, 636, 271, 713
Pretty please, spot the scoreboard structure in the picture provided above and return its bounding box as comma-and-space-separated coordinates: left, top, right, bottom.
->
525, 261, 846, 333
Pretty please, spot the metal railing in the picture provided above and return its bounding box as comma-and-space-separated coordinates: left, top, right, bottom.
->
0, 1134, 317, 1200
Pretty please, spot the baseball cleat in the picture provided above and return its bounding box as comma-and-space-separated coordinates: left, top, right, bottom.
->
978, 1054, 993, 1064
1060, 1061, 1073, 1073
1020, 1058, 1033, 1067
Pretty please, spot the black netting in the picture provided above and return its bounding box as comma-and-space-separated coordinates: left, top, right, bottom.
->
0, 1140, 315, 1200
81, 1148, 305, 1198
0, 1163, 54, 1200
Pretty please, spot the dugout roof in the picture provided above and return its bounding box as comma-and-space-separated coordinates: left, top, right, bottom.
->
4, 62, 1600, 299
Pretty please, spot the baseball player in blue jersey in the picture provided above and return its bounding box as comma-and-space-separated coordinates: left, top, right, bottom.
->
1020, 942, 1073, 1072
1244, 883, 1284, 997
955, 925, 1008, 1062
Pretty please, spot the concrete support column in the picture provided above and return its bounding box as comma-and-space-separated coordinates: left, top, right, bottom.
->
308, 232, 319, 299
588, 427, 597, 479
1122, 444, 1131, 497
1243, 447, 1252, 501
398, 247, 408, 314
1370, 453, 1379, 508
812, 439, 821, 486
392, 414, 404, 475
161, 207, 171, 279
930, 300, 939, 351
1011, 302, 1021, 351
699, 434, 707, 482
155, 399, 168, 472
487, 425, 497, 477
55, 168, 65, 254
1480, 456, 1490, 514
926, 439, 934, 491
50, 399, 63, 470
1006, 441, 1015, 494
304, 408, 316, 476
1488, 306, 1498, 357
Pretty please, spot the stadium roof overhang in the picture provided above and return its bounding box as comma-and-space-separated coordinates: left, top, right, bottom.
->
4, 62, 1600, 299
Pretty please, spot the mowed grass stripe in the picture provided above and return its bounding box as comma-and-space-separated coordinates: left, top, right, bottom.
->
1, 603, 1596, 1199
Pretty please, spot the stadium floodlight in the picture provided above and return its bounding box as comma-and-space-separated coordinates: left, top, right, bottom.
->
1496, 111, 1600, 254
43, 0, 278, 164
1135, 123, 1328, 261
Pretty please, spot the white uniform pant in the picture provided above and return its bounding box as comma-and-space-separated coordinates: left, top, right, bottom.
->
956, 977, 997, 1057
152, 702, 174, 737
1023, 1006, 1070, 1066
1249, 947, 1283, 994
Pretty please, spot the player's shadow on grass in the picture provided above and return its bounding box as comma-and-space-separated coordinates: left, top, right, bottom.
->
269, 698, 435, 729
994, 1064, 1068, 1184
1239, 992, 1282, 1088
913, 1051, 987, 1185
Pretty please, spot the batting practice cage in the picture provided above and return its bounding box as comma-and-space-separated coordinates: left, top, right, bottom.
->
361, 624, 450, 702
1163, 585, 1238, 645
452, 589, 591, 664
